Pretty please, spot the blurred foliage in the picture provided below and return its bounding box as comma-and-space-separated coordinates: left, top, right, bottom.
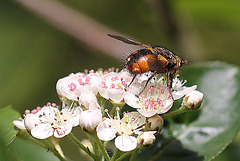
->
173, 0, 240, 64
0, 0, 120, 111
0, 0, 239, 160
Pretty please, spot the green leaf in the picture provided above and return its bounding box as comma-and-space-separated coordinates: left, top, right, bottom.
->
0, 139, 8, 161
7, 137, 60, 161
0, 106, 20, 145
138, 61, 240, 161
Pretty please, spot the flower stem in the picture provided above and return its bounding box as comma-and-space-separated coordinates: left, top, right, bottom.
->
67, 133, 97, 160
28, 136, 48, 149
161, 105, 187, 119
115, 151, 132, 161
85, 132, 103, 161
42, 139, 66, 161
93, 133, 111, 161
130, 148, 138, 161
50, 137, 65, 159
54, 143, 65, 159
104, 141, 109, 147
110, 148, 121, 161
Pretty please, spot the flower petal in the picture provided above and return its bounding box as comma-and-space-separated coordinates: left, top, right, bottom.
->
31, 124, 53, 139
172, 91, 184, 100
137, 109, 158, 118
68, 108, 81, 127
98, 87, 109, 100
158, 99, 173, 114
13, 120, 25, 129
24, 114, 40, 130
115, 135, 137, 152
79, 109, 102, 132
180, 85, 197, 95
126, 112, 146, 127
54, 123, 72, 138
96, 119, 116, 141
78, 89, 98, 109
108, 88, 125, 103
124, 93, 140, 109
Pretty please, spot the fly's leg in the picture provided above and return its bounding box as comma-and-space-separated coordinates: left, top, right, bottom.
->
128, 74, 137, 87
138, 71, 157, 95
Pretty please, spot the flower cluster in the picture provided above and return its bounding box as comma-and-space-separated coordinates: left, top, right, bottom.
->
14, 103, 81, 139
13, 68, 203, 154
97, 108, 146, 151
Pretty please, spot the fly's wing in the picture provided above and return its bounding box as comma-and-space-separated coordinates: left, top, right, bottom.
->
147, 54, 169, 72
107, 34, 148, 47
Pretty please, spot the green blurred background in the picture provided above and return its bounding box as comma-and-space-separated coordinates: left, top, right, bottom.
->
1, 0, 239, 160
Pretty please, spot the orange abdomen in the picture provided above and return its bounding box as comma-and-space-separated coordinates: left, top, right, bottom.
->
127, 54, 152, 74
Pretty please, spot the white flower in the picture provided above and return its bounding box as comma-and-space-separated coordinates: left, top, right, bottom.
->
125, 85, 173, 117
98, 69, 132, 103
79, 108, 102, 132
56, 72, 101, 102
96, 110, 146, 152
171, 77, 197, 100
25, 104, 81, 139
78, 86, 98, 110
79, 102, 102, 132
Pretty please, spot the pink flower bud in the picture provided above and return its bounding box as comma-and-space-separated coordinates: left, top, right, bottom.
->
183, 90, 203, 110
